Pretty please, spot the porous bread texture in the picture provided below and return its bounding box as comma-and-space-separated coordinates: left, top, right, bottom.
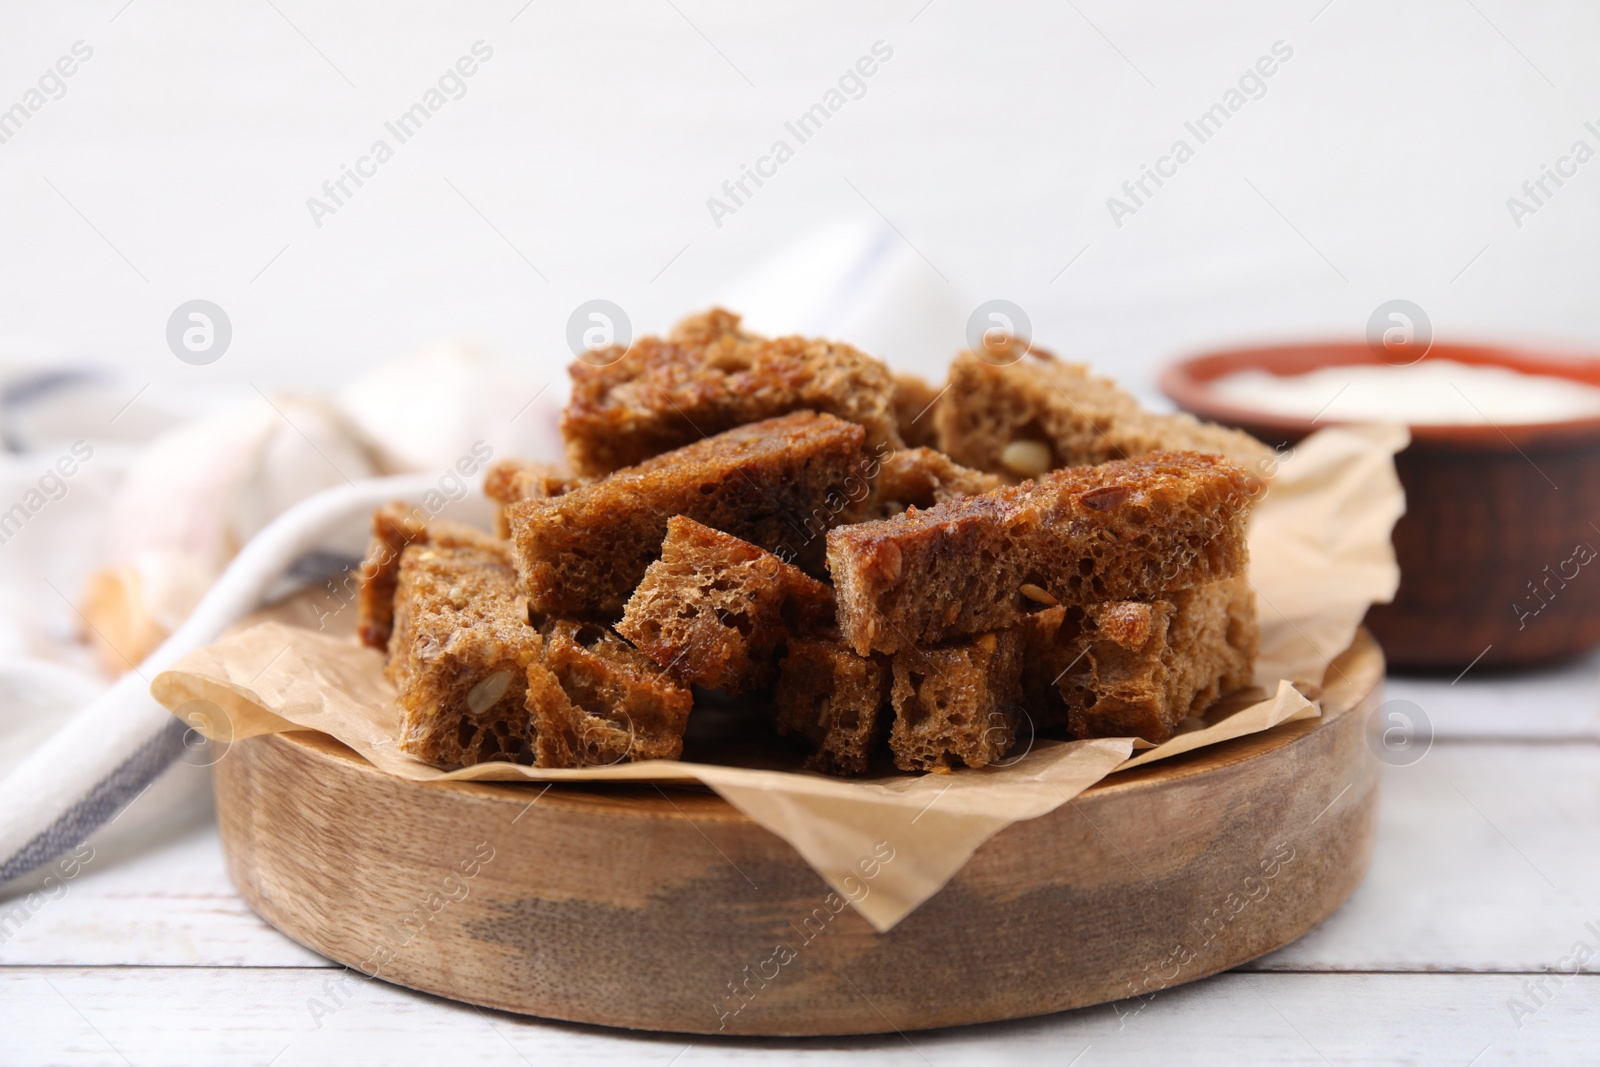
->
387, 542, 541, 768
510, 411, 866, 618
1021, 576, 1258, 742
385, 539, 692, 770
357, 502, 508, 651
826, 451, 1257, 656
561, 308, 902, 477
889, 629, 1025, 772
773, 631, 892, 777
482, 459, 578, 538
891, 372, 944, 449
617, 517, 834, 695
845, 446, 1003, 523
528, 620, 693, 768
934, 344, 1275, 479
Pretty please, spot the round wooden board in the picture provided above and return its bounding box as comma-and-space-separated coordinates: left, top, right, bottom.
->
214, 629, 1385, 1037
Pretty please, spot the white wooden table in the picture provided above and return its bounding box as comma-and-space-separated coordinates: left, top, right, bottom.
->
3, 654, 1596, 1066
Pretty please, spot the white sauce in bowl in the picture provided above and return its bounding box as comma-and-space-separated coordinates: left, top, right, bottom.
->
1210, 360, 1600, 425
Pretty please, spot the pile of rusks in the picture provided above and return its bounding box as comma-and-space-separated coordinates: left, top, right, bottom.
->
355, 309, 1273, 776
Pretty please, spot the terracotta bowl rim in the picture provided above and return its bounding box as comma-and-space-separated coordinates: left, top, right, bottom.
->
1160, 340, 1600, 447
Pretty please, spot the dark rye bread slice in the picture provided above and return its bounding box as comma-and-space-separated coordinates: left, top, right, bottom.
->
889, 629, 1025, 772
527, 620, 693, 767
510, 411, 866, 618
561, 308, 902, 478
482, 459, 579, 538
935, 344, 1275, 479
773, 631, 892, 777
1021, 576, 1257, 742
357, 502, 509, 651
617, 517, 835, 695
827, 451, 1255, 655
845, 446, 1003, 523
387, 542, 541, 768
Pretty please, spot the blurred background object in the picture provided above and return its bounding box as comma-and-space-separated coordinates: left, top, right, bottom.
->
81, 393, 385, 672
1165, 343, 1600, 670
0, 356, 559, 680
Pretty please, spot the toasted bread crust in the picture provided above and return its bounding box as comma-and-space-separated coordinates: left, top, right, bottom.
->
935, 346, 1274, 478
1022, 576, 1258, 741
773, 631, 892, 776
386, 537, 691, 770
889, 630, 1025, 771
357, 502, 507, 651
826, 451, 1256, 655
369, 314, 1268, 777
846, 446, 1003, 523
387, 543, 541, 768
510, 411, 866, 618
618, 517, 834, 695
482, 459, 578, 538
561, 308, 901, 477
529, 620, 693, 767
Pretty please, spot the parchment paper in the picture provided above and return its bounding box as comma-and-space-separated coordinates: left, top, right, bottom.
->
1249, 423, 1410, 685
151, 424, 1407, 931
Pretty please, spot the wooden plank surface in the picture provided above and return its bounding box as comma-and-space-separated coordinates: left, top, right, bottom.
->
1253, 739, 1600, 973
0, 762, 325, 969
4, 967, 1595, 1066
1387, 649, 1600, 741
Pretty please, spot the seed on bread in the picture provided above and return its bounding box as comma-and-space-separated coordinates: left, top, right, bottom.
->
1019, 583, 1058, 606
1001, 439, 1053, 477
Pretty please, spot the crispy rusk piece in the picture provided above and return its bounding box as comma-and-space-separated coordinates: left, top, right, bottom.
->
529, 620, 693, 767
1021, 576, 1258, 742
357, 502, 508, 651
357, 502, 430, 650
827, 451, 1255, 655
1065, 578, 1257, 741
617, 517, 834, 695
482, 459, 579, 537
846, 446, 1003, 523
934, 344, 1274, 479
892, 372, 944, 449
387, 543, 540, 768
773, 631, 892, 777
561, 308, 901, 477
510, 411, 866, 618
888, 630, 1025, 772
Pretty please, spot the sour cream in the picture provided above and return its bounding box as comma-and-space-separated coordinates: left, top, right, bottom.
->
1210, 360, 1600, 425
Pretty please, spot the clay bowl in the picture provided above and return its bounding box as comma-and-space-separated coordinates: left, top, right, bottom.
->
1161, 342, 1600, 672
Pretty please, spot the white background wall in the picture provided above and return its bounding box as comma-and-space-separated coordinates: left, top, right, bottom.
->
3, 0, 1600, 398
